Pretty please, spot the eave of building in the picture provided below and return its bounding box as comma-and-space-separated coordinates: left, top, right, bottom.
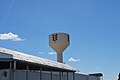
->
0, 47, 76, 72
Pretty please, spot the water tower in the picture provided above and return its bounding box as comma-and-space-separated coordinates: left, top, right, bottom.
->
49, 33, 70, 63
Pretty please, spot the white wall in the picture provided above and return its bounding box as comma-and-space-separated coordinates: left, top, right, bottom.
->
75, 73, 88, 80
89, 76, 100, 80
0, 69, 100, 80
75, 73, 100, 80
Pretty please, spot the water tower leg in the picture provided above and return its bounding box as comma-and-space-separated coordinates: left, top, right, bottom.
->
57, 53, 63, 63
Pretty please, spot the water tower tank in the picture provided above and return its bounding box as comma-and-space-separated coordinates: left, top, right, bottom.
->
49, 33, 70, 63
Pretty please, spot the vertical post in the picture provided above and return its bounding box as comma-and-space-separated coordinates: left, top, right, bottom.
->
62, 72, 63, 80
73, 72, 75, 80
102, 76, 103, 80
13, 61, 16, 80
87, 76, 88, 80
59, 72, 61, 80
9, 61, 12, 80
51, 70, 53, 80
26, 64, 29, 80
40, 68, 42, 80
67, 72, 69, 80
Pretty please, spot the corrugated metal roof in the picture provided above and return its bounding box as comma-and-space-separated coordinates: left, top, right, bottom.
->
0, 47, 76, 72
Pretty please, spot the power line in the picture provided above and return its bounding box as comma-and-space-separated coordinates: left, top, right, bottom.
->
104, 77, 116, 78
1, 0, 15, 27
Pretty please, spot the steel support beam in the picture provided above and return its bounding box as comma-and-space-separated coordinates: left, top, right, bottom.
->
59, 72, 61, 80
62, 72, 63, 80
13, 61, 16, 80
26, 64, 29, 80
40, 68, 42, 80
51, 70, 53, 80
73, 72, 75, 80
9, 61, 12, 80
67, 72, 69, 80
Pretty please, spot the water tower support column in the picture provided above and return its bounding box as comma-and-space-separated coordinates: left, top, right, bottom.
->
57, 53, 63, 63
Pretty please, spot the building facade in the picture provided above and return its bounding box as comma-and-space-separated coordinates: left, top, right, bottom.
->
0, 47, 101, 80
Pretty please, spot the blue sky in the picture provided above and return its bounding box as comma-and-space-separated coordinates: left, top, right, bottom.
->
0, 0, 120, 80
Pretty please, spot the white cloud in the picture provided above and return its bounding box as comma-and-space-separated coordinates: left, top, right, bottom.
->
68, 57, 80, 62
38, 52, 43, 54
48, 52, 56, 55
38, 52, 45, 54
95, 67, 100, 70
0, 32, 24, 41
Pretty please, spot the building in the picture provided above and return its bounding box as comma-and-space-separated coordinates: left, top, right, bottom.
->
0, 47, 102, 80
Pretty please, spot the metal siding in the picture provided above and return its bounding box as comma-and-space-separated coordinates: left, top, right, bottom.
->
0, 70, 100, 80
0, 52, 12, 58
15, 70, 26, 80
0, 69, 10, 80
